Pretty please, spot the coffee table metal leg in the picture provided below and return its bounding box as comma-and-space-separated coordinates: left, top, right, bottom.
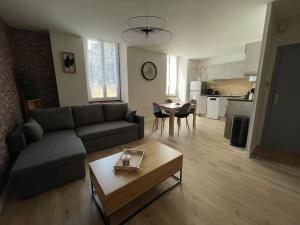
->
91, 182, 111, 225
91, 169, 182, 225
116, 169, 183, 225
172, 169, 182, 183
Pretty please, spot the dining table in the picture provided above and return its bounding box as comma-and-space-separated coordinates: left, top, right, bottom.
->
159, 102, 197, 135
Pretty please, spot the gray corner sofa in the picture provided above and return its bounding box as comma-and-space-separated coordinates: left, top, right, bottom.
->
8, 103, 144, 198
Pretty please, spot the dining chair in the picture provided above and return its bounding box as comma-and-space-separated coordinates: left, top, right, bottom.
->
152, 102, 169, 134
175, 103, 191, 135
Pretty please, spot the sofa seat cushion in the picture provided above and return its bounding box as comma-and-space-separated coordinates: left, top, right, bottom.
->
11, 130, 86, 178
76, 121, 139, 141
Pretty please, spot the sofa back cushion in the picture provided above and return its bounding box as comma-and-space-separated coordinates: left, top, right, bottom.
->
30, 107, 74, 132
103, 103, 128, 122
72, 104, 104, 127
23, 118, 44, 142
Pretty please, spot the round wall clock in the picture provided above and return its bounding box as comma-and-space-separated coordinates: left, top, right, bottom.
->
141, 62, 157, 81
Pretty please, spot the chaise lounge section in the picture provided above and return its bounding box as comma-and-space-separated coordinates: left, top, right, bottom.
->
8, 103, 144, 198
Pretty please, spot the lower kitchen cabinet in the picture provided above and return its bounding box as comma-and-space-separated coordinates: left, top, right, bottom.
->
218, 97, 228, 117
199, 96, 207, 115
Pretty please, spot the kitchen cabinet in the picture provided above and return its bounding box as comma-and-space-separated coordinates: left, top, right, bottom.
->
224, 61, 246, 79
199, 96, 207, 115
218, 97, 228, 117
245, 41, 262, 75
206, 61, 246, 80
206, 64, 225, 80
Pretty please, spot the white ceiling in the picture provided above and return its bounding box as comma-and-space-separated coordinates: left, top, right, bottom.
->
0, 0, 270, 59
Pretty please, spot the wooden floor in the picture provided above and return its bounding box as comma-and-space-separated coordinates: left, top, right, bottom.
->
1, 117, 300, 225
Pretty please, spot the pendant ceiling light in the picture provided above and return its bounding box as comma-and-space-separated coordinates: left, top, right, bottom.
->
121, 1, 172, 47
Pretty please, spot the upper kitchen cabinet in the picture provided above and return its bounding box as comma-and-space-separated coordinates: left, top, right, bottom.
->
224, 61, 245, 79
244, 41, 262, 75
206, 63, 225, 80
206, 61, 246, 80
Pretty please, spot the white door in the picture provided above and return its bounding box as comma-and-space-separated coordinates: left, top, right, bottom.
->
207, 97, 219, 119
262, 44, 300, 153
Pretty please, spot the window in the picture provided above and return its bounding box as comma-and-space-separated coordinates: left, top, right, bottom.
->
166, 54, 177, 96
86, 38, 120, 101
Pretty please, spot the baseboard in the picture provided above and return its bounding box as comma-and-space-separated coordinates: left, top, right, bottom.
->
0, 181, 9, 213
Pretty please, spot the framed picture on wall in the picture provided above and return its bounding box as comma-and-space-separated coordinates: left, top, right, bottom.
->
62, 52, 76, 73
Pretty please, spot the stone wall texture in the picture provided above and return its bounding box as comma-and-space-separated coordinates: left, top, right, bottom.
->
9, 28, 59, 108
0, 19, 60, 192
0, 18, 23, 191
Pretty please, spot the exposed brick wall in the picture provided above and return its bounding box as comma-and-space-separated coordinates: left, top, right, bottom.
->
0, 18, 23, 191
9, 28, 59, 108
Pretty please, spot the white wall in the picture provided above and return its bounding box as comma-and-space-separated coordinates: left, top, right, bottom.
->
187, 60, 201, 82
119, 43, 128, 102
247, 1, 300, 156
178, 56, 188, 102
127, 47, 167, 119
50, 31, 89, 106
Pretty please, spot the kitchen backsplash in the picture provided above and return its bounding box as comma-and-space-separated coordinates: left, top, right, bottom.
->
207, 78, 254, 96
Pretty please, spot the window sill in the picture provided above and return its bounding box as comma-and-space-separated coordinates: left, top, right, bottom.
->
89, 99, 123, 104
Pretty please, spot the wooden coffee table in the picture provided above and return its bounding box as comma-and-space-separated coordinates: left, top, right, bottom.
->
89, 142, 183, 225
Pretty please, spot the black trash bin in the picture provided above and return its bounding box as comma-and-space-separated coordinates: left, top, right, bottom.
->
231, 115, 250, 147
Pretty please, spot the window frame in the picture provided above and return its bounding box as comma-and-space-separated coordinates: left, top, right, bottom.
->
166, 54, 178, 97
85, 37, 121, 102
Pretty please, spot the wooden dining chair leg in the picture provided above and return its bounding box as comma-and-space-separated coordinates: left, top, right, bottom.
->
152, 117, 157, 131
177, 118, 181, 136
186, 117, 190, 133
160, 119, 164, 134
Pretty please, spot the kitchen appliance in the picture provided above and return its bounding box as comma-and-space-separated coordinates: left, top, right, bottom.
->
189, 81, 207, 114
206, 88, 213, 95
245, 88, 255, 100
212, 90, 219, 95
206, 88, 219, 96
206, 97, 219, 119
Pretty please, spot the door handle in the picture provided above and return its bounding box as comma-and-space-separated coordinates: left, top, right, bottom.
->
273, 94, 279, 105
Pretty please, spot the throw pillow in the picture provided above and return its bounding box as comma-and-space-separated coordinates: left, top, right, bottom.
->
126, 109, 137, 122
23, 118, 44, 142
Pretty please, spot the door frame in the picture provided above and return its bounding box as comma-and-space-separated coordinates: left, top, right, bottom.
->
262, 43, 300, 145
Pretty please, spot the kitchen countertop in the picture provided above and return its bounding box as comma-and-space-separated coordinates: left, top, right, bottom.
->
227, 98, 253, 102
204, 95, 244, 98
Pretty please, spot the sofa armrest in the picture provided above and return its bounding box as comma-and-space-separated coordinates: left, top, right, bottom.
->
7, 125, 27, 160
133, 115, 144, 139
